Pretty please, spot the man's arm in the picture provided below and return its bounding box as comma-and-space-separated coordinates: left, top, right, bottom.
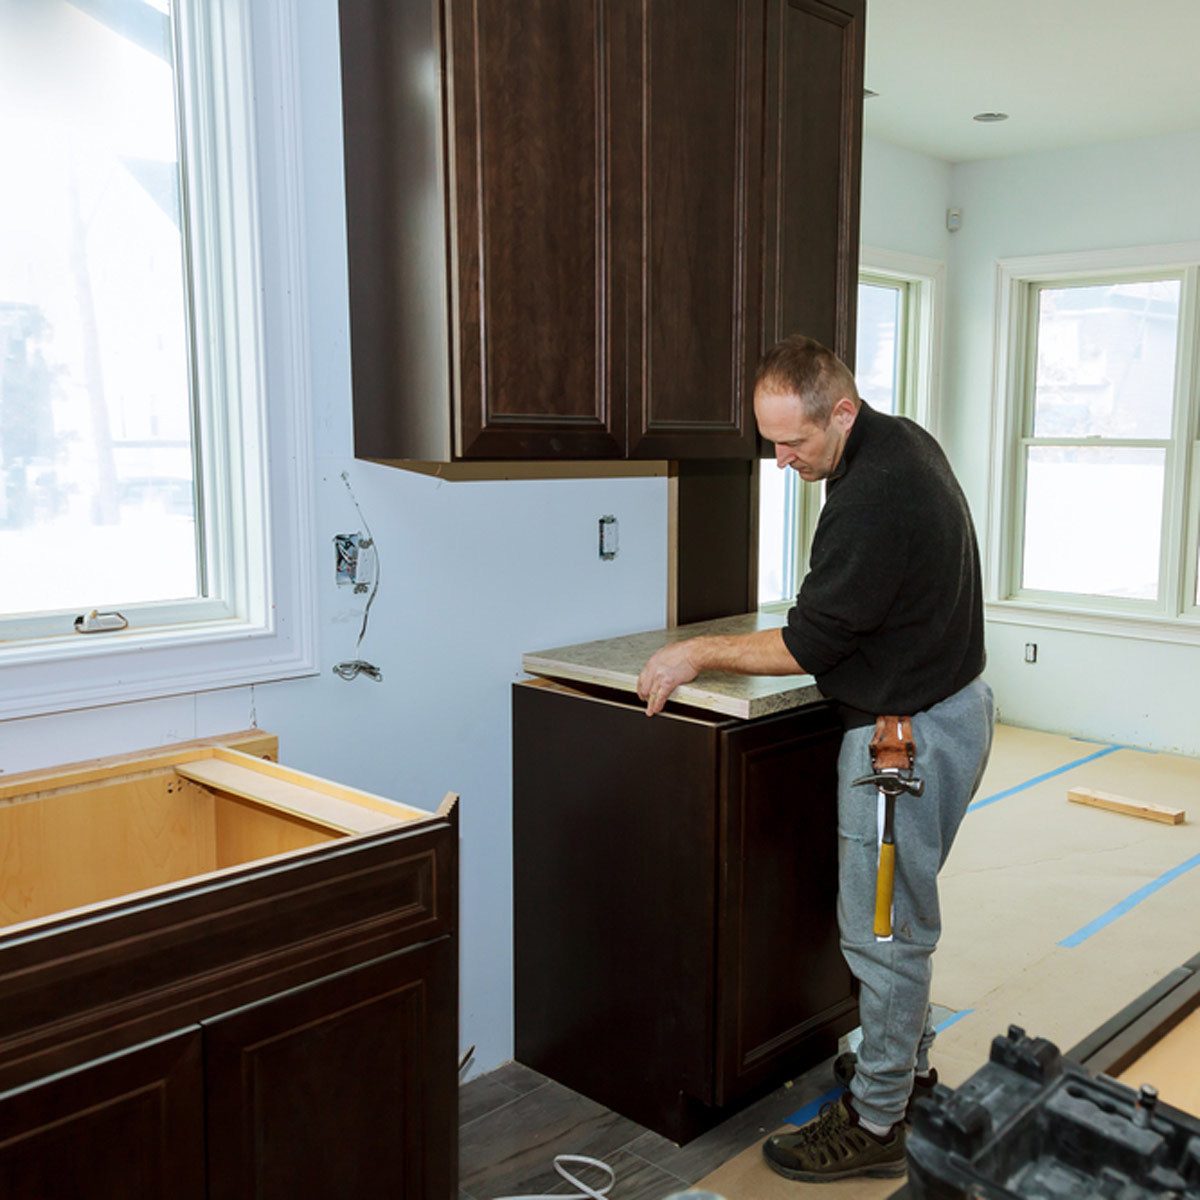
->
636, 628, 804, 716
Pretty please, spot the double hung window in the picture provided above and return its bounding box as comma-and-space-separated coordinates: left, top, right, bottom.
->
0, 0, 315, 717
991, 247, 1200, 633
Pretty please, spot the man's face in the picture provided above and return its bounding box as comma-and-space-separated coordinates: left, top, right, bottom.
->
754, 387, 856, 482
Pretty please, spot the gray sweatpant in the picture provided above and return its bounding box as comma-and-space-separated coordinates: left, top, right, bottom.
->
837, 676, 995, 1128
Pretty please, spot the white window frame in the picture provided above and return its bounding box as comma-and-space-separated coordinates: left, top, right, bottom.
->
758, 248, 944, 613
986, 242, 1200, 645
0, 0, 317, 719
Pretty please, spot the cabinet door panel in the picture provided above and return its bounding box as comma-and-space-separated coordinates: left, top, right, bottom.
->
0, 1028, 203, 1200
447, 0, 622, 459
204, 940, 456, 1200
622, 0, 765, 459
762, 0, 864, 361
716, 704, 856, 1103
513, 682, 723, 1138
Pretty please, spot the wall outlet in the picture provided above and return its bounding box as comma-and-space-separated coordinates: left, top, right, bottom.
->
598, 515, 618, 560
1024, 642, 1038, 664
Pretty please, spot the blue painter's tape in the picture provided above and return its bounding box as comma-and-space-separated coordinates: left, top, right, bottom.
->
933, 1007, 974, 1034
1059, 852, 1200, 948
783, 1085, 842, 1129
968, 745, 1121, 813
782, 1010, 974, 1126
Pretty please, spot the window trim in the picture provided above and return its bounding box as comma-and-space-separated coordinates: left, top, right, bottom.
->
986, 242, 1200, 642
858, 246, 945, 436
0, 0, 317, 719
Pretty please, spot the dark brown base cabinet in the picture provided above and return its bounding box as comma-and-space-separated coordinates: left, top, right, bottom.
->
512, 680, 856, 1143
0, 734, 457, 1200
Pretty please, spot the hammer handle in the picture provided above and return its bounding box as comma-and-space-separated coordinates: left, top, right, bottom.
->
874, 842, 895, 938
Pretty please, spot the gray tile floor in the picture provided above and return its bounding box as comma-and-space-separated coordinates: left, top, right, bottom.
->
458, 1054, 842, 1200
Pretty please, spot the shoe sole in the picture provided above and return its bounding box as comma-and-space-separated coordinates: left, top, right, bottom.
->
762, 1154, 907, 1183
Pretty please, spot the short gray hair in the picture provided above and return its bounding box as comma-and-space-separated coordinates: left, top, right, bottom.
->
755, 335, 860, 424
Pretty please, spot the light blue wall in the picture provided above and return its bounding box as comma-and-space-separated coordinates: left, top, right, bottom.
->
860, 136, 953, 262
943, 130, 1200, 754
0, 0, 669, 1075
862, 129, 1200, 755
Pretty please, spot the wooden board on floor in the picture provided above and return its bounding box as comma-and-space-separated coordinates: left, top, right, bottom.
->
1068, 786, 1185, 825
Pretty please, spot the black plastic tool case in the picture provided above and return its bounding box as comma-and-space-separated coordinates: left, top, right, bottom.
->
901, 1026, 1200, 1198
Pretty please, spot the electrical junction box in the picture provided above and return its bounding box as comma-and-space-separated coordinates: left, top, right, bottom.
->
334, 532, 377, 591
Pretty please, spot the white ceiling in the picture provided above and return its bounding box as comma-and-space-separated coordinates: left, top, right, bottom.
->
864, 0, 1200, 163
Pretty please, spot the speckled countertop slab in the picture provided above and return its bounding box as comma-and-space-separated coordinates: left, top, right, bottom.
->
522, 611, 824, 720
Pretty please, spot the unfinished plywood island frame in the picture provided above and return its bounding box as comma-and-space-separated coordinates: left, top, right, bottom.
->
0, 731, 458, 1199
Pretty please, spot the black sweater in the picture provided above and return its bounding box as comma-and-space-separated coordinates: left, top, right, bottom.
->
781, 401, 985, 720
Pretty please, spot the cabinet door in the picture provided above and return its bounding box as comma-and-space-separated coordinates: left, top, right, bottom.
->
618, 0, 766, 460
761, 0, 865, 363
513, 682, 724, 1141
445, 0, 624, 459
204, 940, 456, 1200
715, 704, 857, 1104
0, 1028, 204, 1200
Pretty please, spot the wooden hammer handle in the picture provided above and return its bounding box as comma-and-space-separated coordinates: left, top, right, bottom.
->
874, 842, 895, 938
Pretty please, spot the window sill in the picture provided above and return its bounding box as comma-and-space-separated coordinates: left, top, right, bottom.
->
0, 613, 318, 721
985, 600, 1200, 646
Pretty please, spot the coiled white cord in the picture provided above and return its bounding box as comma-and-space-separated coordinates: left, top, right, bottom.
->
491, 1154, 615, 1200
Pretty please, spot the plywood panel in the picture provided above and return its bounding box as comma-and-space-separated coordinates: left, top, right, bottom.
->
0, 730, 277, 803
210, 749, 429, 821
213, 795, 338, 870
0, 775, 216, 928
177, 759, 402, 834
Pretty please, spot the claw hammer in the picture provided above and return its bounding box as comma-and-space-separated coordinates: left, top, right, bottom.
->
852, 715, 924, 938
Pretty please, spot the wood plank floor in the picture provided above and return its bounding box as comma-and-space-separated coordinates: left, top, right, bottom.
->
458, 1054, 846, 1200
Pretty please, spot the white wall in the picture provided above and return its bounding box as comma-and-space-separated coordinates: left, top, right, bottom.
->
943, 130, 1200, 755
0, 0, 668, 1075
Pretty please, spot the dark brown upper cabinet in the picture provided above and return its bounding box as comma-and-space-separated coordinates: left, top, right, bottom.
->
762, 0, 865, 366
338, 0, 864, 463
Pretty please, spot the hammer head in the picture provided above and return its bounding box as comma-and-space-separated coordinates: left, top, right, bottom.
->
850, 771, 925, 797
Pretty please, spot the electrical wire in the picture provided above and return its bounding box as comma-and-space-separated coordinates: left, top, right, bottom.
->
333, 471, 383, 682
491, 1155, 616, 1200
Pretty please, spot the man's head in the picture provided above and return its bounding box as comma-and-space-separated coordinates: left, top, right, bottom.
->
753, 335, 861, 481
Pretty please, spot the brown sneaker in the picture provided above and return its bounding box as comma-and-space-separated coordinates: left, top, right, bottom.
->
762, 1093, 906, 1182
832, 1052, 938, 1123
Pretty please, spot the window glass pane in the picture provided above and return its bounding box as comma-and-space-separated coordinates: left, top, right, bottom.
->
0, 0, 198, 617
855, 282, 901, 414
757, 465, 793, 605
1033, 280, 1180, 439
1022, 446, 1164, 600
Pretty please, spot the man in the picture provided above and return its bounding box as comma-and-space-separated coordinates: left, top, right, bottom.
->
636, 335, 994, 1183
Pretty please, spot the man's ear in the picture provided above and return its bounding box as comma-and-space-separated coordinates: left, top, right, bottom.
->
832, 396, 858, 430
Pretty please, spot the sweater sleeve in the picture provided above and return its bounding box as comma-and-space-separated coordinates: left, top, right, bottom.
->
781, 486, 912, 676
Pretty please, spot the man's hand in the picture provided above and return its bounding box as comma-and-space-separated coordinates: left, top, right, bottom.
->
636, 629, 803, 717
636, 641, 701, 716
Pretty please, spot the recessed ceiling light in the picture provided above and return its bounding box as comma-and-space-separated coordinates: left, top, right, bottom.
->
864, 88, 878, 98
973, 111, 1009, 123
